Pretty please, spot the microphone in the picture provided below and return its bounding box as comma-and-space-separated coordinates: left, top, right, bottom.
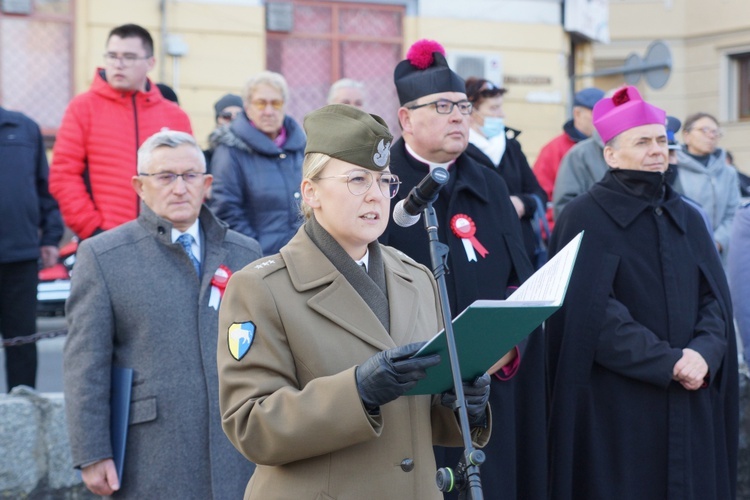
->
392, 167, 450, 227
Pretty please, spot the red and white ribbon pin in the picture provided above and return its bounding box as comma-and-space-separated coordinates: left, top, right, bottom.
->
450, 214, 489, 262
209, 265, 232, 310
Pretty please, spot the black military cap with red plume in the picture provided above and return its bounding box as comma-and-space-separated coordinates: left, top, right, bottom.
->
393, 39, 466, 105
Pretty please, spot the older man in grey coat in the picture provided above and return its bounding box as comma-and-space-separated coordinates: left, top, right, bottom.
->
63, 130, 261, 498
552, 129, 608, 219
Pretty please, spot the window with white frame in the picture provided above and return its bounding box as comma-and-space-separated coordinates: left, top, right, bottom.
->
736, 53, 750, 121
728, 52, 750, 122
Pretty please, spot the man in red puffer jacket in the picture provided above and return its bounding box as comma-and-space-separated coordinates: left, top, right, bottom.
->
532, 87, 603, 231
50, 23, 192, 239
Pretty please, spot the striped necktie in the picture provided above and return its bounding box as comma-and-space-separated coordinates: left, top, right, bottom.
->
177, 233, 201, 276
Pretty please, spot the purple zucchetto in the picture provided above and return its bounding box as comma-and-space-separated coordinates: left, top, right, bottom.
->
593, 86, 666, 143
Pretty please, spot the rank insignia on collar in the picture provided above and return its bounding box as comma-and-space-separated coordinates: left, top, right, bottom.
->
228, 321, 255, 361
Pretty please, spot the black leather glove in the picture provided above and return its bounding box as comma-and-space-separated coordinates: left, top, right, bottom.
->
440, 372, 491, 427
356, 342, 441, 411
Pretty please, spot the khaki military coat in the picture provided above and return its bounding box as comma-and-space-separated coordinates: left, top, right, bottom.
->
218, 226, 490, 500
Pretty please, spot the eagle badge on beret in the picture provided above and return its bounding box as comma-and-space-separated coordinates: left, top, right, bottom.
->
373, 139, 391, 168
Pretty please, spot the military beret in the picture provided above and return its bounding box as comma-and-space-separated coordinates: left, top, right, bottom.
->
303, 104, 393, 171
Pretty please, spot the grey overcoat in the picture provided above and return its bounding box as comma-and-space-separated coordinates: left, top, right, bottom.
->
552, 130, 607, 218
63, 204, 261, 498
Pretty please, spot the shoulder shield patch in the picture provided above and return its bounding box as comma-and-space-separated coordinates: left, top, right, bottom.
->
227, 321, 256, 361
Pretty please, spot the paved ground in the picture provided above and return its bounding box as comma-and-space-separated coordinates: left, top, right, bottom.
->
0, 316, 66, 393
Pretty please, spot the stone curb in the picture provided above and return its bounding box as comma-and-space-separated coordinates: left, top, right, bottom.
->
0, 388, 93, 499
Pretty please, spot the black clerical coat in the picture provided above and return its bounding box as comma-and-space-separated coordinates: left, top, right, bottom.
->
381, 138, 548, 499
547, 170, 738, 500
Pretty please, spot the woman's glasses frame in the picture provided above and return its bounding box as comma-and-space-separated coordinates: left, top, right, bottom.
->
314, 169, 401, 198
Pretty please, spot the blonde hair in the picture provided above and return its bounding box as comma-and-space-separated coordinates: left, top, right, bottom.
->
300, 152, 333, 220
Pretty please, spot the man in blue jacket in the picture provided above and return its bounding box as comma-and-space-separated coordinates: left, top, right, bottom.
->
0, 106, 63, 391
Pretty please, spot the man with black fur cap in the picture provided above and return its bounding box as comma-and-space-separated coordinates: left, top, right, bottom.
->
380, 39, 547, 499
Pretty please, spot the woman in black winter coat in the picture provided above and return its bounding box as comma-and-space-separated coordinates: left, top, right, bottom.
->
464, 77, 549, 268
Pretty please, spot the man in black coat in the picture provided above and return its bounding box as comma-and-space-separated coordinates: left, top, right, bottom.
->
547, 86, 738, 500
380, 39, 547, 500
0, 106, 62, 391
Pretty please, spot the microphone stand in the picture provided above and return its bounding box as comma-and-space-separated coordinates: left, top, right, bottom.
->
422, 202, 485, 500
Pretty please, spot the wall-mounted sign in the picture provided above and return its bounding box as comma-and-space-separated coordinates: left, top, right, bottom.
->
578, 40, 672, 90
504, 75, 552, 86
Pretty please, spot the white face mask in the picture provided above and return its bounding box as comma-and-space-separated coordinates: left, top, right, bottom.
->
481, 117, 505, 139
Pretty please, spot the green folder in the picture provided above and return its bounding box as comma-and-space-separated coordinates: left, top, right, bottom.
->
405, 231, 583, 395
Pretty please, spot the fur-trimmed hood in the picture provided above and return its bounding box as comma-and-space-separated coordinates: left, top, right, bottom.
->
212, 114, 306, 157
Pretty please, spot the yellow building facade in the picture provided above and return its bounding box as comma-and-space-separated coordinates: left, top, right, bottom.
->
9, 1, 747, 168
51, 0, 587, 161
594, 0, 750, 171
72, 0, 266, 147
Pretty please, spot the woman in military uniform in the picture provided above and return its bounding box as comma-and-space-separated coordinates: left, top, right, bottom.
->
217, 104, 491, 500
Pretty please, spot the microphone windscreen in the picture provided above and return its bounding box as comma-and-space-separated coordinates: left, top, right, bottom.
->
392, 199, 421, 228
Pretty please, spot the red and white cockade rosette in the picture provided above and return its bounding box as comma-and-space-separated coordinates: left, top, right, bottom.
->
209, 265, 232, 310
450, 214, 489, 261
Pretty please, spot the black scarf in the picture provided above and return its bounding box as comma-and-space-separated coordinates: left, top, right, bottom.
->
609, 168, 667, 206
305, 215, 390, 332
